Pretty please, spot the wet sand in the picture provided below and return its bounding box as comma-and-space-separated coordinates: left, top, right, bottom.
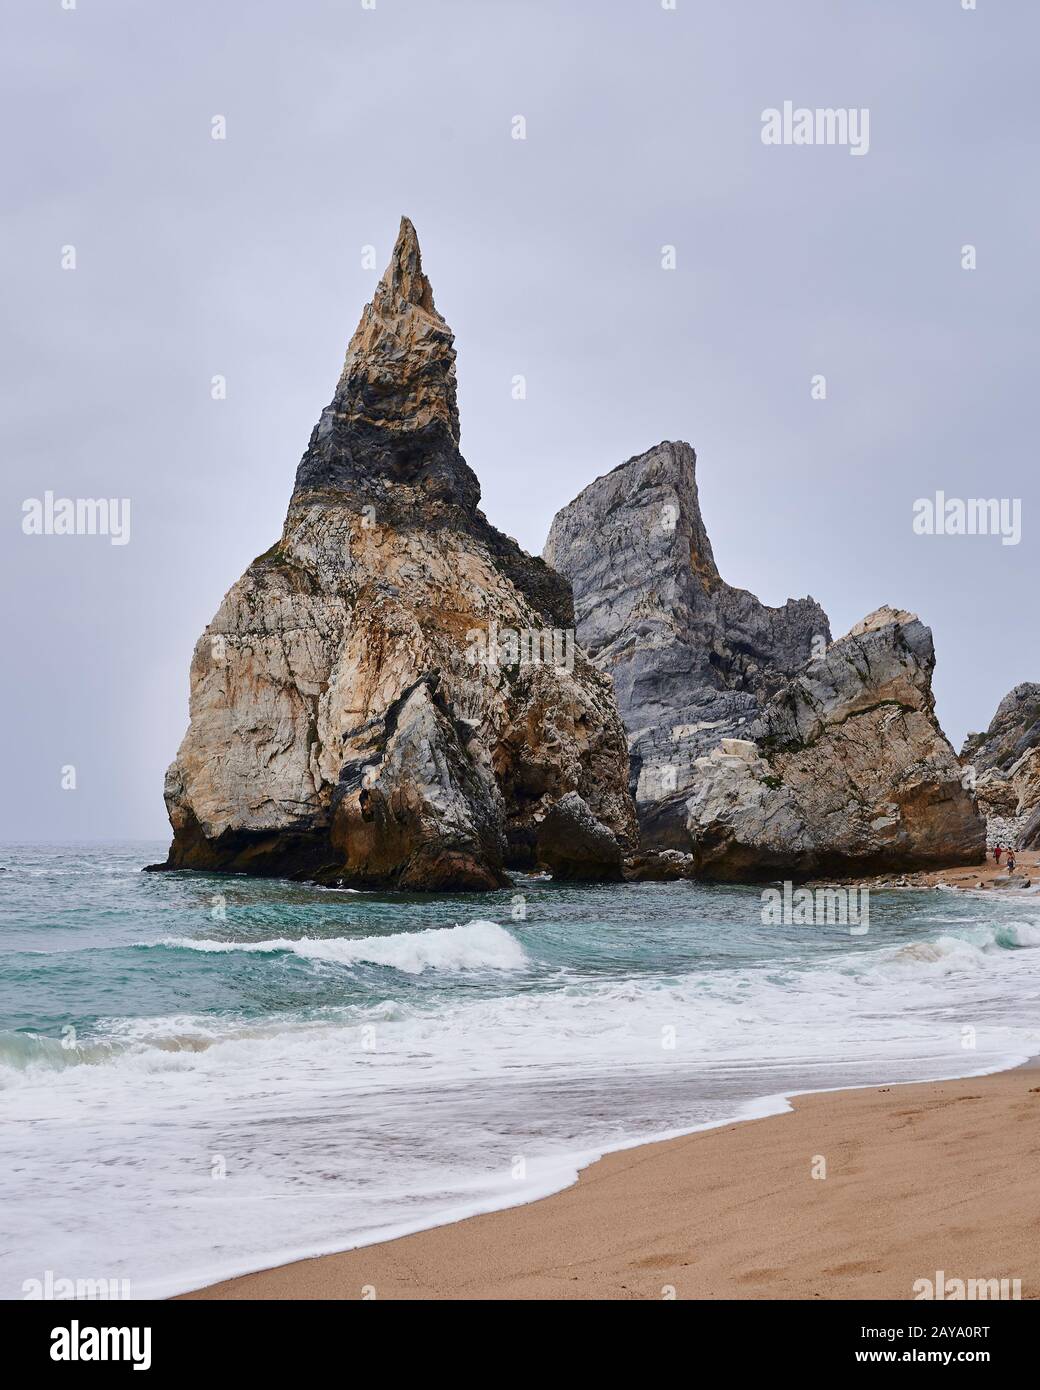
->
182, 1063, 1040, 1301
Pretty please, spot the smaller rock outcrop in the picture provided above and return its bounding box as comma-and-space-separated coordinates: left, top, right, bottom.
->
962, 683, 1040, 849
622, 849, 698, 882
544, 441, 829, 847
536, 792, 624, 881
684, 607, 985, 878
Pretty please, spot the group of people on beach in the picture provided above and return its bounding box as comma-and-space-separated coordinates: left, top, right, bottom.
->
993, 844, 1017, 874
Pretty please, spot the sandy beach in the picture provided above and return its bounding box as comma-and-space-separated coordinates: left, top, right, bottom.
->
823, 845, 1034, 889
183, 1060, 1040, 1301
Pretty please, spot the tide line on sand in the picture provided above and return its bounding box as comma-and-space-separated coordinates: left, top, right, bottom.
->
180, 1059, 1040, 1302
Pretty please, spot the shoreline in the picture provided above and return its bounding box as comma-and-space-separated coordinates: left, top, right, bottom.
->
169, 860, 1040, 1300
180, 1054, 1039, 1301
805, 848, 1037, 895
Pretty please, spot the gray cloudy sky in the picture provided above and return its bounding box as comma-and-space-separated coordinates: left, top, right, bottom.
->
2, 0, 1037, 842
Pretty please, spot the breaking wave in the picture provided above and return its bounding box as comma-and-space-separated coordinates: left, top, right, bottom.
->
149, 920, 528, 974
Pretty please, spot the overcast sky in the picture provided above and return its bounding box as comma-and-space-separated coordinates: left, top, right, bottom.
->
2, 0, 1036, 842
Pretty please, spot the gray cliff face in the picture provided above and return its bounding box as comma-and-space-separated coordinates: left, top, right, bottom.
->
684, 608, 985, 878
961, 683, 1040, 773
544, 441, 830, 847
159, 219, 636, 887
962, 683, 1040, 849
546, 443, 984, 877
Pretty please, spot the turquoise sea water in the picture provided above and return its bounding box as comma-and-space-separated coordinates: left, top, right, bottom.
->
2, 841, 1039, 1298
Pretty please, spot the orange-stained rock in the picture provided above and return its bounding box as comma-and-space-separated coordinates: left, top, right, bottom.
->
158, 219, 635, 887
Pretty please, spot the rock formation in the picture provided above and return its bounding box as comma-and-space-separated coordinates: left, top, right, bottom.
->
544, 441, 830, 847
961, 683, 1040, 849
546, 445, 985, 878
158, 218, 635, 888
684, 608, 985, 878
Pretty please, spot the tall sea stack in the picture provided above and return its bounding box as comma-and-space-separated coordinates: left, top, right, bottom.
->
159, 219, 636, 888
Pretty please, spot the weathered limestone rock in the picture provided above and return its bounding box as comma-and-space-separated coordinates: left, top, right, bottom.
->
962, 683, 1040, 773
622, 849, 698, 882
1020, 806, 1040, 851
158, 218, 635, 887
962, 683, 1040, 848
536, 791, 624, 881
544, 441, 830, 846
685, 607, 985, 878
546, 443, 983, 877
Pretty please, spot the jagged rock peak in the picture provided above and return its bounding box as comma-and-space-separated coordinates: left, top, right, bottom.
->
157, 220, 636, 889
379, 215, 437, 311
292, 216, 475, 508
547, 442, 723, 616
545, 438, 830, 847
335, 215, 460, 443
961, 682, 1040, 772
686, 609, 985, 878
961, 681, 1040, 850
844, 605, 918, 640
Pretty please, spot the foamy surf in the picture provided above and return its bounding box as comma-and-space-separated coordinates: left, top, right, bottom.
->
3, 842, 1040, 1300
149, 919, 527, 974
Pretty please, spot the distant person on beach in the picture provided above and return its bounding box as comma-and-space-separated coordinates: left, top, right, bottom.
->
1006, 850, 1017, 874
994, 845, 1003, 864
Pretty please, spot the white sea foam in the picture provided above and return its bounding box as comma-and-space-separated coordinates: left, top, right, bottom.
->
4, 867, 1040, 1301
152, 919, 528, 974
994, 920, 1040, 948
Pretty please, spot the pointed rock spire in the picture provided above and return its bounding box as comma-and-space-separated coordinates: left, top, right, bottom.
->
333, 215, 460, 445
291, 216, 481, 512
379, 215, 437, 314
